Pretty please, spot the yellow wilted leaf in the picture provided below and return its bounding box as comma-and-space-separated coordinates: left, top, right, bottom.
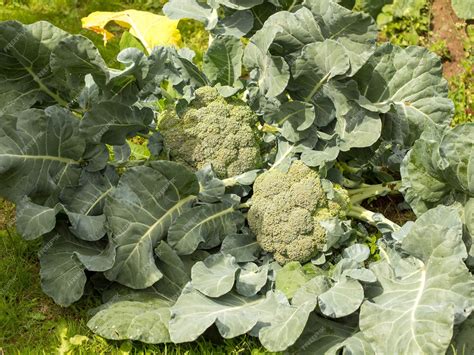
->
81, 10, 181, 53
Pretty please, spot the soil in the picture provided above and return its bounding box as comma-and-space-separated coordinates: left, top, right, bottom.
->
362, 195, 417, 226
431, 0, 469, 77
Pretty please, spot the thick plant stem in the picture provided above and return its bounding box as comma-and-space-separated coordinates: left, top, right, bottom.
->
223, 177, 238, 187
348, 181, 402, 205
238, 202, 251, 209
347, 204, 400, 231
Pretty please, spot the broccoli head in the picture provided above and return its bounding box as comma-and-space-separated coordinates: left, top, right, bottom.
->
247, 161, 348, 265
157, 86, 263, 179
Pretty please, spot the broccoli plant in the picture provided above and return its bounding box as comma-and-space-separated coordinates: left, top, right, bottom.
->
0, 0, 472, 353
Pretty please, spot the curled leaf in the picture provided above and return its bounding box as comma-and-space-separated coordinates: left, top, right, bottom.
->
82, 10, 181, 53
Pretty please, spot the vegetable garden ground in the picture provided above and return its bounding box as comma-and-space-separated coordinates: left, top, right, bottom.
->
0, 0, 472, 354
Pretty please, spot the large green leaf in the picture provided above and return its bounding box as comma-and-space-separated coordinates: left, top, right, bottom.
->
0, 21, 107, 114
87, 242, 192, 343
80, 102, 153, 145
452, 0, 474, 19
322, 80, 382, 151
359, 206, 474, 354
191, 254, 239, 297
169, 287, 283, 342
215, 0, 264, 10
248, 7, 325, 57
448, 314, 474, 355
220, 233, 261, 262
154, 242, 200, 300
167, 203, 245, 255
318, 277, 364, 318
258, 301, 314, 352
251, 3, 376, 74
302, 0, 377, 74
213, 10, 254, 38
104, 163, 199, 289
60, 166, 118, 241
289, 313, 374, 354
39, 223, 115, 306
88, 298, 172, 343
358, 0, 392, 17
163, 0, 218, 30
16, 198, 61, 240
401, 123, 473, 215
289, 40, 351, 103
203, 36, 243, 86
243, 26, 290, 98
355, 44, 453, 147
0, 106, 85, 203
438, 123, 474, 194
286, 258, 366, 319
50, 35, 109, 88
0, 21, 70, 113
266, 101, 316, 143
235, 262, 269, 297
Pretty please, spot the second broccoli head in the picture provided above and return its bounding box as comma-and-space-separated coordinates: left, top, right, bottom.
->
158, 86, 263, 179
248, 161, 349, 265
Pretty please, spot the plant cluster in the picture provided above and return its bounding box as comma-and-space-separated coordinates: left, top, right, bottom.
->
0, 0, 473, 353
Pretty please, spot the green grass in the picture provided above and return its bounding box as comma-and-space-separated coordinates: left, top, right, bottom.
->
449, 25, 474, 125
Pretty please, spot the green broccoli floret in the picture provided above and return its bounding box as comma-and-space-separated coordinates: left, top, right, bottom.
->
157, 86, 263, 179
248, 161, 400, 265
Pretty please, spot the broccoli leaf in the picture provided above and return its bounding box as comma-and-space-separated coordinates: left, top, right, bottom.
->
191, 254, 239, 297
167, 203, 245, 255
203, 35, 243, 87
235, 262, 269, 297
258, 300, 315, 352
289, 40, 350, 103
39, 223, 116, 306
16, 198, 61, 240
80, 102, 154, 145
163, 0, 218, 30
0, 107, 85, 203
359, 206, 474, 354
289, 313, 374, 354
243, 26, 290, 98
401, 123, 473, 215
220, 233, 261, 262
104, 163, 199, 289
87, 298, 172, 343
87, 242, 192, 343
355, 44, 453, 147
451, 0, 474, 19
318, 277, 364, 318
169, 286, 284, 342
266, 101, 315, 143
448, 314, 474, 355
302, 0, 377, 74
60, 166, 118, 241
214, 0, 264, 10
213, 10, 254, 38
0, 21, 70, 113
196, 165, 226, 203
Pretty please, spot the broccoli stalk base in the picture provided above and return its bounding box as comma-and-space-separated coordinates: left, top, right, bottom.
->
346, 181, 402, 230
347, 204, 400, 231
